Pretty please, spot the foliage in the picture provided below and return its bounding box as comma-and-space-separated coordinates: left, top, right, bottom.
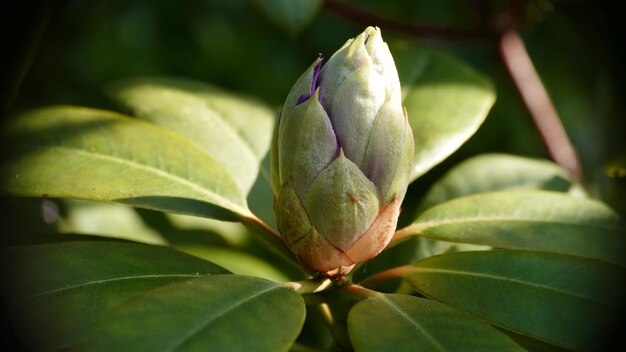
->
1, 0, 624, 351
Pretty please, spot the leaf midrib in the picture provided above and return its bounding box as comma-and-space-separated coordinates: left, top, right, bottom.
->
378, 297, 447, 352
49, 145, 250, 216
166, 284, 281, 351
117, 81, 272, 162
412, 216, 621, 233
148, 93, 261, 167
24, 274, 204, 300
412, 267, 612, 306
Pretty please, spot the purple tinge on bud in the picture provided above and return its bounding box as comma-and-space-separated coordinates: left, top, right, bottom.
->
271, 26, 413, 278
296, 54, 323, 106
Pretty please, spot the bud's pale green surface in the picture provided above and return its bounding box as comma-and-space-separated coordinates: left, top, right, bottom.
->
271, 27, 414, 277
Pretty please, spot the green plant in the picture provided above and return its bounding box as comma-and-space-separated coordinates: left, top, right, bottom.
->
1, 1, 625, 351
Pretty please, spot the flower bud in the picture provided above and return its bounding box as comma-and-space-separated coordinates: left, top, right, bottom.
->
271, 27, 414, 277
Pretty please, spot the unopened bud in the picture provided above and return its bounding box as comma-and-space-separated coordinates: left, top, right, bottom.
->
271, 27, 413, 277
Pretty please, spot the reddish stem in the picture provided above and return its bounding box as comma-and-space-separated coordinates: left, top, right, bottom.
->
498, 29, 583, 182
359, 266, 417, 287
342, 284, 381, 298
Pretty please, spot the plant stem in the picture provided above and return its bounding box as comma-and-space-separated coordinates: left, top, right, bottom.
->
358, 266, 418, 287
317, 299, 353, 350
245, 213, 280, 238
388, 223, 423, 248
342, 284, 382, 298
498, 29, 583, 182
283, 278, 333, 294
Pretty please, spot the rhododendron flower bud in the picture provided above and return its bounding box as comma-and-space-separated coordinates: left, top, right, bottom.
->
271, 27, 413, 277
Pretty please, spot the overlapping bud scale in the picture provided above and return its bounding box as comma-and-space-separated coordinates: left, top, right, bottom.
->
271, 27, 414, 277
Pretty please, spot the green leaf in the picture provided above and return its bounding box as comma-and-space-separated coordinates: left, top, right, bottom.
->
253, 0, 321, 36
417, 153, 578, 213
362, 154, 572, 282
401, 190, 626, 267
107, 77, 275, 196
108, 77, 279, 229
348, 294, 523, 352
0, 240, 229, 351
394, 44, 496, 181
498, 329, 573, 352
400, 154, 582, 269
352, 237, 488, 288
74, 275, 306, 352
0, 106, 252, 221
248, 152, 278, 230
405, 250, 626, 351
59, 199, 167, 245
141, 211, 303, 279
175, 244, 289, 282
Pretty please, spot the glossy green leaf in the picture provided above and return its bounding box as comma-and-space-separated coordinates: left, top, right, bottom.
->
108, 77, 274, 196
108, 77, 278, 229
348, 294, 523, 352
394, 45, 496, 181
141, 211, 302, 279
406, 250, 626, 351
353, 153, 581, 283
402, 154, 582, 270
0, 240, 229, 351
401, 190, 626, 266
352, 237, 488, 288
417, 153, 578, 213
253, 0, 321, 36
74, 275, 306, 352
0, 106, 252, 220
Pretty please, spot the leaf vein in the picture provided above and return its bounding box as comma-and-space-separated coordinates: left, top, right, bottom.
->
24, 274, 203, 300
414, 217, 620, 232
167, 285, 281, 351
412, 267, 611, 305
379, 296, 447, 352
